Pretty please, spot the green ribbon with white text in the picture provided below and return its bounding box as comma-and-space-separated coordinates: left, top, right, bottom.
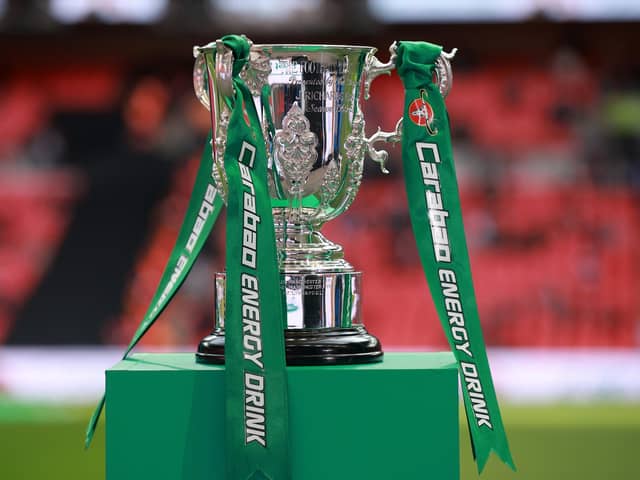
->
220, 35, 291, 480
396, 41, 516, 474
85, 35, 290, 480
87, 34, 291, 480
84, 131, 224, 446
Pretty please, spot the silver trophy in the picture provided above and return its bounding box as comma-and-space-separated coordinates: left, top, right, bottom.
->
193, 39, 454, 364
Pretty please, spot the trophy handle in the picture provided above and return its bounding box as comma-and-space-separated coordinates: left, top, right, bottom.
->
363, 42, 398, 101
366, 119, 403, 174
193, 41, 237, 111
436, 48, 458, 98
193, 43, 234, 202
193, 47, 211, 111
363, 45, 457, 173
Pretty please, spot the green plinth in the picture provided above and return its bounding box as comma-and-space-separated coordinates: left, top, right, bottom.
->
106, 352, 459, 480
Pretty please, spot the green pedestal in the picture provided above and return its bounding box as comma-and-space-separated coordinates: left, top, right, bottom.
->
106, 352, 459, 480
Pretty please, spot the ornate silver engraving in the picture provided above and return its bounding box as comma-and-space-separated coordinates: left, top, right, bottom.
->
274, 103, 318, 197
344, 112, 366, 171
342, 112, 366, 208
319, 161, 341, 208
240, 50, 272, 96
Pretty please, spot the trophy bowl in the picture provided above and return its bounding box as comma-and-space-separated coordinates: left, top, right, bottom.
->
192, 39, 452, 365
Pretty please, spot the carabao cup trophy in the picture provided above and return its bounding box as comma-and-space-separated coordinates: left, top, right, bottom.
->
193, 39, 454, 365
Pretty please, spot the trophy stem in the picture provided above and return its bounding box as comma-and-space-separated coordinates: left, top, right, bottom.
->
273, 208, 353, 273
292, 191, 304, 226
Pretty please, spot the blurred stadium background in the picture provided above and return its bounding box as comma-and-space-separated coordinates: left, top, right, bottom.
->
1, 0, 639, 478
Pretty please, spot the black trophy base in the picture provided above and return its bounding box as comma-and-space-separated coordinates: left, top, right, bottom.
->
196, 326, 383, 366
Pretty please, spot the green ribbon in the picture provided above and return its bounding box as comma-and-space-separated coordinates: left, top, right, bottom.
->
220, 35, 290, 480
396, 41, 516, 474
86, 34, 290, 480
85, 132, 224, 447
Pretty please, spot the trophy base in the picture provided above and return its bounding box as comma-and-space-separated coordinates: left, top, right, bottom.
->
196, 325, 383, 366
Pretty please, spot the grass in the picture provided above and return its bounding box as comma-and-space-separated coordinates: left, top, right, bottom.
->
461, 404, 640, 479
0, 402, 639, 479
